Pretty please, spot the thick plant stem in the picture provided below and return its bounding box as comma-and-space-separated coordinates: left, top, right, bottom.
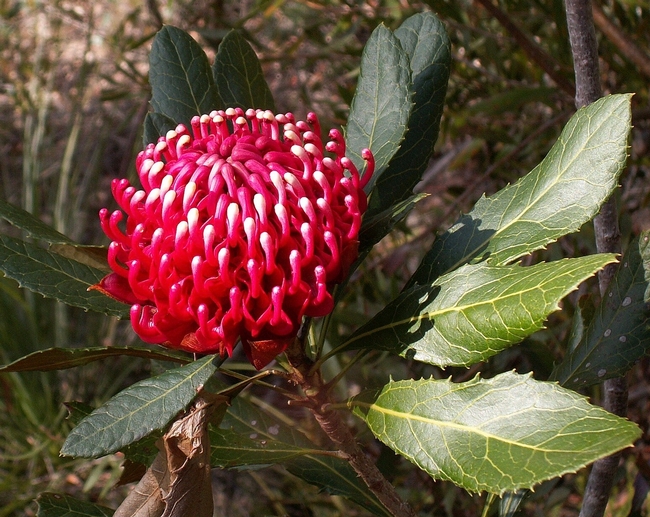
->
565, 1, 626, 516
285, 338, 417, 517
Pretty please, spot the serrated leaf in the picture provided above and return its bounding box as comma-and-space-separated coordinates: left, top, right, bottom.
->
551, 233, 650, 388
36, 493, 113, 517
212, 30, 275, 111
408, 94, 632, 287
0, 235, 129, 318
350, 371, 640, 494
341, 255, 616, 367
64, 402, 163, 473
0, 346, 189, 373
365, 12, 450, 218
143, 111, 178, 146
346, 24, 412, 184
61, 355, 218, 458
149, 26, 221, 127
213, 396, 392, 517
0, 197, 74, 244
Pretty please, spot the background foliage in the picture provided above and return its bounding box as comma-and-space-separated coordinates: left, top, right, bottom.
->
1, 0, 650, 516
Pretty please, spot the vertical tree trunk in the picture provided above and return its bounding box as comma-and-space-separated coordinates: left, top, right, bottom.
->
564, 1, 627, 516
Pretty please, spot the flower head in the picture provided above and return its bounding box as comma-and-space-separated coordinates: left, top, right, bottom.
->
96, 108, 374, 369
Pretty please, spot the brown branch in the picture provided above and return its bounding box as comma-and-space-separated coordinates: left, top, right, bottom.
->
285, 337, 417, 517
564, 1, 626, 516
473, 0, 575, 96
592, 0, 650, 80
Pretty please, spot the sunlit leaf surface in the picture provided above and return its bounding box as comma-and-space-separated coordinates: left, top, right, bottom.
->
409, 94, 632, 286
351, 372, 640, 494
342, 255, 616, 366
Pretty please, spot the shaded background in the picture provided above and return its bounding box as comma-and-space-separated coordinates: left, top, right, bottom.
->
1, 0, 650, 515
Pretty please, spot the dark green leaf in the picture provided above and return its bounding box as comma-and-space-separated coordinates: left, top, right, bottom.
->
365, 12, 451, 218
149, 26, 221, 127
564, 294, 597, 356
0, 197, 74, 244
359, 194, 427, 254
210, 428, 316, 467
212, 30, 276, 111
551, 233, 650, 388
0, 346, 189, 373
49, 244, 110, 271
351, 372, 640, 494
64, 401, 94, 425
65, 401, 162, 469
499, 490, 526, 517
61, 355, 218, 458
36, 493, 113, 517
341, 255, 615, 366
214, 396, 392, 516
286, 454, 393, 517
0, 235, 129, 318
143, 111, 178, 146
346, 24, 411, 185
408, 94, 632, 286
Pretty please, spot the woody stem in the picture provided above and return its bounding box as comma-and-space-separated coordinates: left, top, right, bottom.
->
285, 336, 417, 517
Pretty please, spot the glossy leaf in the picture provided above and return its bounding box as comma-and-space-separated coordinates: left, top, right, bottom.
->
213, 396, 392, 516
551, 232, 650, 388
61, 355, 218, 458
0, 346, 189, 373
149, 26, 221, 127
143, 111, 177, 146
0, 197, 73, 244
0, 235, 129, 318
351, 371, 640, 494
408, 94, 632, 286
345, 24, 412, 185
366, 12, 451, 217
341, 255, 616, 366
212, 30, 276, 111
36, 493, 113, 517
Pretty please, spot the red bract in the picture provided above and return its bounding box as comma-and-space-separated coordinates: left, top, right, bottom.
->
96, 108, 374, 369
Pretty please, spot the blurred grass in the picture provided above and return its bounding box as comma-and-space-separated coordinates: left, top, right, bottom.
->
0, 0, 649, 515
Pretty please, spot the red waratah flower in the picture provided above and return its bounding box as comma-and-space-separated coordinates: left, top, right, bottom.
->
95, 108, 374, 369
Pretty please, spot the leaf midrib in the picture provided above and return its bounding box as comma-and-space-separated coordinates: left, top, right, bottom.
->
64, 356, 215, 454
355, 402, 592, 454
0, 236, 101, 286
437, 105, 616, 276
343, 259, 604, 348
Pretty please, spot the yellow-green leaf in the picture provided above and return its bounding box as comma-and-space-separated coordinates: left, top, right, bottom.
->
351, 372, 640, 494
342, 254, 616, 367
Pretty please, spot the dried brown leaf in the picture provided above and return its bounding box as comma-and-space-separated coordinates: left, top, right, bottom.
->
114, 449, 168, 517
